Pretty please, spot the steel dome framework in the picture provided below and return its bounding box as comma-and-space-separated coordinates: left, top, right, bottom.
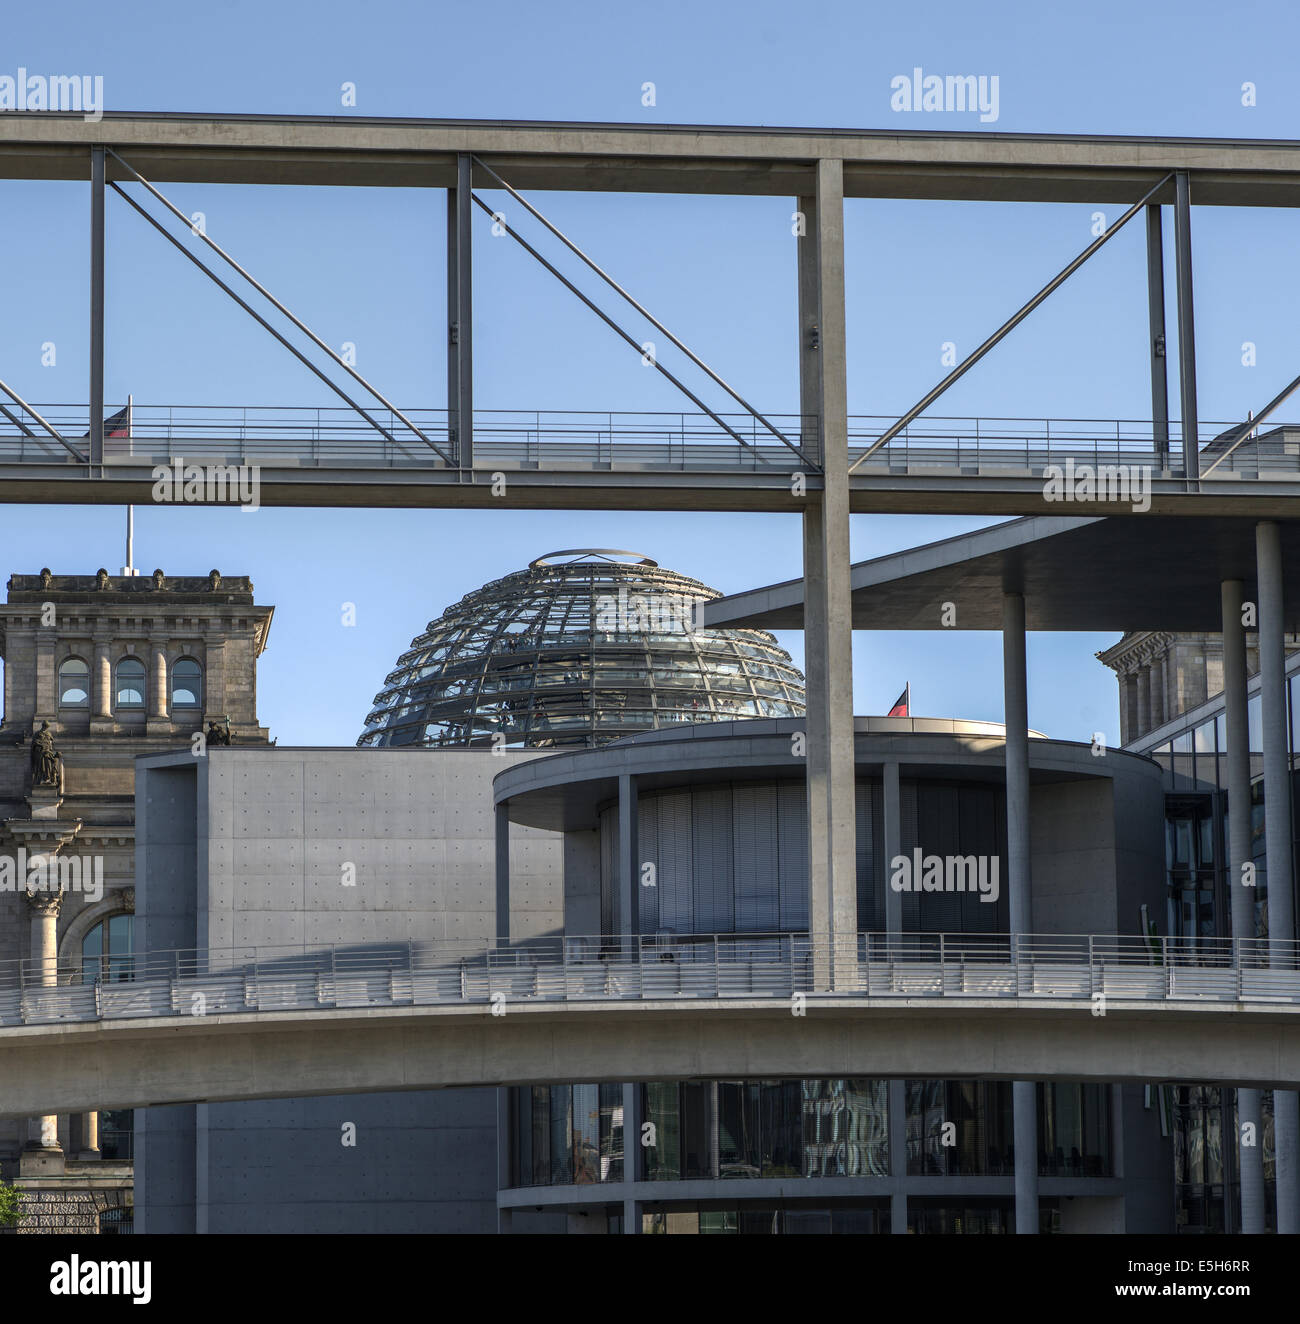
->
359, 550, 806, 749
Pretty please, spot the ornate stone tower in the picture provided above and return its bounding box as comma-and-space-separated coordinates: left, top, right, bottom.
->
0, 569, 272, 1230
1098, 629, 1300, 745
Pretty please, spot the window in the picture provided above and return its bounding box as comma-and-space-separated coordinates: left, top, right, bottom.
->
82, 913, 134, 985
114, 657, 146, 710
58, 657, 90, 708
82, 913, 134, 1160
171, 657, 202, 709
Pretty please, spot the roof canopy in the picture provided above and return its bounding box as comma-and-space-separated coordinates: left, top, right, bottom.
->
702, 516, 1300, 633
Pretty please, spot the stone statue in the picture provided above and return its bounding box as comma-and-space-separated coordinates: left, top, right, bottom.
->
152, 569, 165, 590
205, 717, 232, 747
208, 569, 222, 591
30, 721, 60, 787
39, 568, 52, 590
95, 568, 109, 591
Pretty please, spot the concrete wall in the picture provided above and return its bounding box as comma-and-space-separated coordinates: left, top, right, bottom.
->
135, 746, 565, 1234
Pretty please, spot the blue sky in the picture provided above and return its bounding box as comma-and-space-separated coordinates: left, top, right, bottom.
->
2, 0, 1298, 744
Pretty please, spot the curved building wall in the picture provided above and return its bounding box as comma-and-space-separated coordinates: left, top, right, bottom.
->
601, 778, 1008, 937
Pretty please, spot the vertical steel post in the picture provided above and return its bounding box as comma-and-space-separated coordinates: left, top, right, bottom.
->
448, 153, 474, 470
1145, 205, 1169, 466
1256, 521, 1299, 1232
1003, 589, 1037, 1234
1223, 577, 1266, 1231
90, 145, 106, 471
1173, 172, 1199, 480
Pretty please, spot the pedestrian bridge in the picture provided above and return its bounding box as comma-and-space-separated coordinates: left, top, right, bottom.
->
3, 932, 1299, 1116
2, 405, 1297, 514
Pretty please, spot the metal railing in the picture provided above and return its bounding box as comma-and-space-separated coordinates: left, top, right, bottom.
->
1, 405, 1298, 479
4, 931, 1300, 1029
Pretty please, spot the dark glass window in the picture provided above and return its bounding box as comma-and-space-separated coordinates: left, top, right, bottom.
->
114, 657, 146, 710
171, 657, 202, 709
58, 657, 90, 708
906, 1079, 1013, 1176
1038, 1083, 1113, 1176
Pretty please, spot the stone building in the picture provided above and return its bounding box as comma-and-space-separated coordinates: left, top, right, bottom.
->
1097, 630, 1300, 745
0, 569, 272, 1231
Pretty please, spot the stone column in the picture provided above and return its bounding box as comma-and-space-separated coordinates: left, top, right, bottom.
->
79, 1110, 100, 1161
1003, 592, 1038, 1234
150, 641, 168, 718
1135, 666, 1151, 739
1256, 522, 1299, 1233
1150, 651, 1166, 730
92, 634, 112, 719
204, 639, 228, 727
1222, 579, 1265, 1233
21, 890, 63, 1172
34, 628, 57, 723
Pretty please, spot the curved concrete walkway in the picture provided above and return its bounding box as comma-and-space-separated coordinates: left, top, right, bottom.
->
3, 995, 1299, 1118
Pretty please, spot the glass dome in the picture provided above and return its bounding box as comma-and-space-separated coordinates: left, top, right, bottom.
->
358, 549, 806, 749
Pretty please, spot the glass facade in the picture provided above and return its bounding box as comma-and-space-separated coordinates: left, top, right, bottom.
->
513, 1084, 624, 1187
1141, 662, 1300, 1231
511, 1079, 1111, 1190
642, 1205, 888, 1234
641, 1080, 889, 1181
358, 550, 805, 749
906, 1081, 1013, 1176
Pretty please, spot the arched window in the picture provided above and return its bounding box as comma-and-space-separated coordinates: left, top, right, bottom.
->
82, 915, 134, 1159
114, 657, 146, 710
58, 657, 90, 708
82, 913, 134, 985
171, 657, 202, 709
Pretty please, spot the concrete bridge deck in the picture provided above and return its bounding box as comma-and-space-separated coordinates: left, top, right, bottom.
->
4, 933, 1300, 1114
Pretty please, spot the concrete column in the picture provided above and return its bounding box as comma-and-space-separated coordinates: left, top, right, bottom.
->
1136, 666, 1151, 739
150, 641, 168, 719
79, 1110, 100, 1161
1256, 522, 1299, 1233
1222, 578, 1265, 1233
22, 890, 63, 1168
617, 775, 639, 939
798, 161, 856, 991
622, 1080, 643, 1234
92, 635, 112, 719
883, 761, 902, 938
495, 1088, 512, 1233
495, 802, 510, 944
888, 1077, 908, 1233
1003, 591, 1037, 1233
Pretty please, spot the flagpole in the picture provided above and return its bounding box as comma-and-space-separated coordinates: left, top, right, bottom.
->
124, 395, 135, 576
906, 681, 911, 715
